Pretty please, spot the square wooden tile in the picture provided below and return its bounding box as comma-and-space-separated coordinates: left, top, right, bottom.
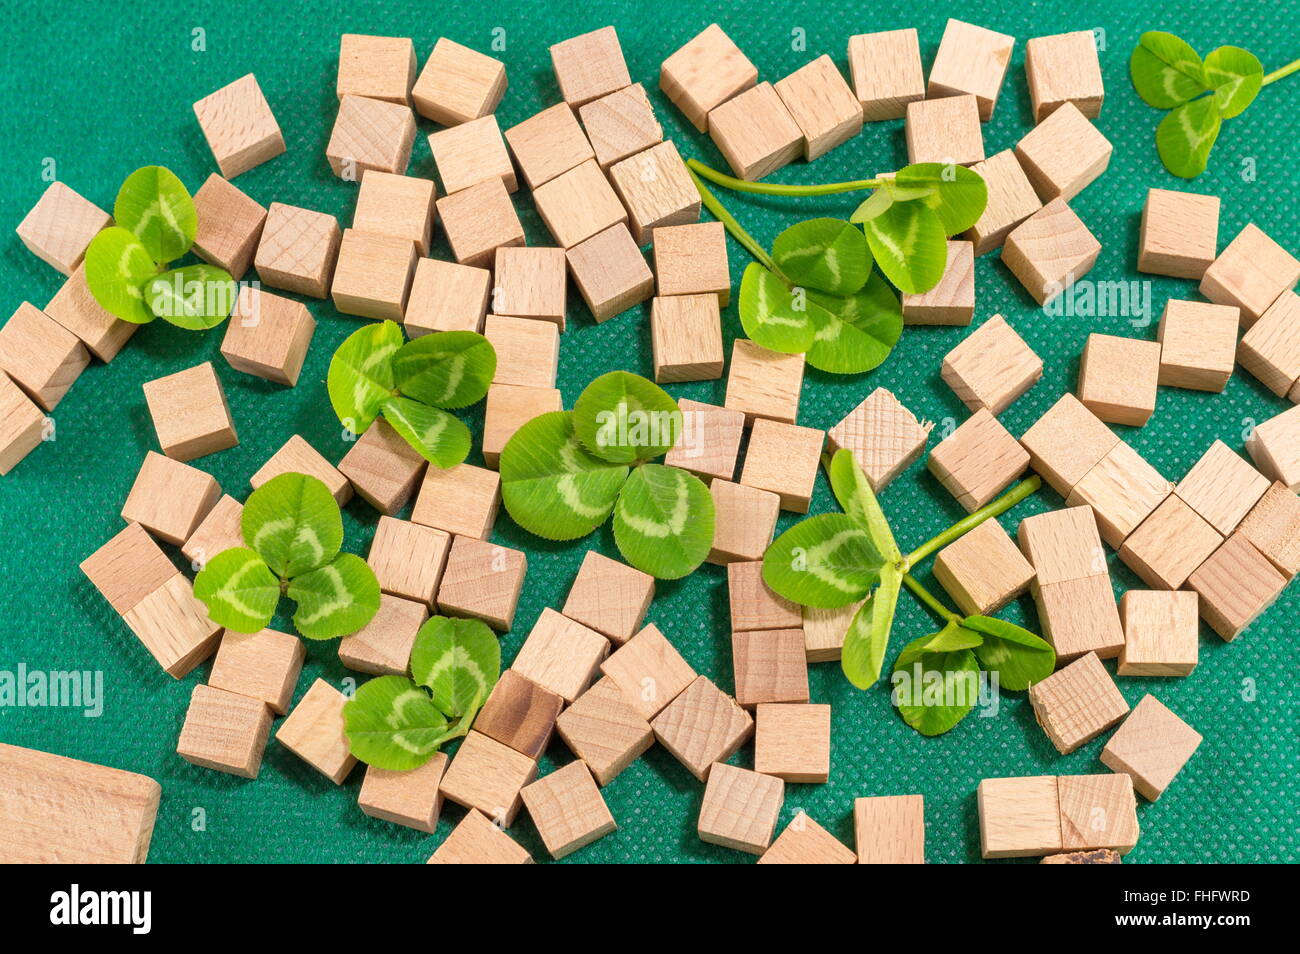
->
927, 408, 1028, 512
940, 314, 1041, 415
411, 37, 506, 125
659, 23, 757, 132
1027, 652, 1129, 754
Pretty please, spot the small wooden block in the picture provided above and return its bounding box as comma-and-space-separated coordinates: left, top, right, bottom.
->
428, 114, 515, 195
338, 419, 426, 515
475, 669, 565, 760
934, 518, 1035, 616
254, 202, 342, 298
1057, 773, 1139, 853
438, 730, 538, 827
177, 684, 272, 779
753, 702, 830, 783
505, 103, 594, 190
436, 177, 524, 269
550, 25, 631, 107
482, 383, 563, 468
359, 753, 447, 833
1041, 849, 1122, 864
1119, 494, 1224, 592
493, 246, 567, 327
708, 479, 780, 565
928, 19, 1015, 120
43, 265, 137, 362
555, 677, 654, 785
708, 82, 804, 181
698, 762, 784, 854
15, 181, 110, 276
411, 462, 501, 540
608, 140, 700, 246
1032, 574, 1125, 662
484, 313, 560, 388
1200, 223, 1300, 328
337, 33, 415, 104
1101, 695, 1202, 800
353, 171, 437, 255
1018, 393, 1119, 497
902, 240, 974, 325
1028, 652, 1129, 754
1002, 198, 1102, 305
723, 339, 804, 425
1240, 290, 1300, 397
1066, 442, 1172, 548
654, 222, 730, 307
533, 158, 628, 249
120, 573, 222, 678
828, 387, 931, 491
511, 608, 610, 702
1025, 31, 1104, 121
964, 150, 1043, 255
142, 362, 237, 462
221, 287, 315, 386
1236, 481, 1300, 578
600, 622, 697, 719
728, 560, 801, 633
181, 494, 243, 569
1175, 440, 1270, 536
1186, 532, 1288, 641
327, 94, 415, 179
412, 37, 507, 126
209, 627, 305, 715
802, 601, 862, 663
428, 809, 532, 864
120, 451, 221, 546
436, 536, 527, 631
250, 434, 351, 505
405, 258, 491, 335
650, 294, 723, 383
1017, 505, 1107, 586
80, 522, 179, 616
1015, 102, 1112, 202
331, 229, 417, 321
739, 418, 824, 513
338, 593, 428, 676
732, 628, 809, 708
562, 550, 655, 645
666, 398, 744, 483
1118, 591, 1199, 677
978, 776, 1061, 858
760, 812, 856, 864
847, 28, 924, 121
940, 314, 1042, 415
853, 794, 926, 864
650, 675, 753, 781
191, 174, 266, 278
1246, 404, 1300, 491
773, 54, 862, 160
566, 224, 654, 322
192, 73, 285, 178
276, 679, 357, 784
0, 301, 89, 411
1155, 299, 1238, 392
905, 94, 984, 166
366, 517, 450, 606
928, 408, 1028, 512
521, 760, 617, 859
579, 83, 663, 169
659, 23, 757, 132
1079, 333, 1161, 427
1138, 188, 1220, 280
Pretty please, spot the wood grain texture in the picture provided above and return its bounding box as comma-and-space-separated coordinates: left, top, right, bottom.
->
665, 398, 744, 483
1001, 197, 1101, 305
847, 28, 924, 121
697, 762, 783, 854
562, 550, 654, 645
1031, 574, 1125, 662
1245, 403, 1300, 491
1017, 393, 1118, 497
336, 34, 416, 105
708, 82, 804, 181
802, 601, 862, 663
1138, 187, 1220, 279
330, 229, 417, 321
1078, 333, 1161, 426
208, 627, 306, 715
978, 776, 1061, 858
1118, 494, 1222, 590
1014, 101, 1112, 201
435, 177, 524, 268
404, 258, 490, 336
1065, 441, 1172, 548
254, 202, 342, 298
1199, 223, 1300, 327
353, 171, 436, 255
854, 794, 925, 863
554, 677, 654, 785
1186, 533, 1288, 641
428, 113, 515, 195
192, 73, 285, 178
44, 265, 138, 362
276, 679, 357, 784
964, 150, 1042, 255
773, 54, 862, 160
549, 25, 630, 107
1157, 298, 1238, 392
436, 535, 527, 631
510, 607, 610, 702
338, 593, 428, 676
1025, 31, 1104, 121
120, 450, 222, 545
14, 181, 110, 276
482, 383, 562, 468
326, 94, 415, 179
493, 246, 568, 326
338, 420, 427, 516
599, 622, 697, 719
504, 102, 594, 189
474, 669, 565, 760
723, 339, 804, 425
1101, 695, 1203, 800
902, 240, 975, 325
607, 140, 700, 245
650, 675, 753, 781
753, 702, 830, 783
1236, 481, 1300, 577
760, 812, 856, 864
940, 313, 1041, 414
437, 730, 537, 827
1174, 440, 1270, 536
411, 462, 501, 540
933, 517, 1034, 616
578, 83, 662, 169
727, 560, 802, 633
427, 809, 531, 864
483, 313, 559, 388
359, 753, 447, 833
181, 494, 244, 568
176, 684, 273, 778
650, 293, 723, 383
533, 158, 627, 248
520, 760, 616, 859
658, 23, 757, 132
732, 628, 809, 707
365, 517, 449, 605
653, 222, 730, 305
905, 94, 984, 165
566, 224, 654, 322
707, 479, 781, 564
927, 18, 1015, 120
927, 407, 1029, 512
121, 574, 222, 677
1028, 652, 1129, 754
80, 522, 178, 616
1118, 590, 1199, 677
739, 418, 825, 512
250, 434, 350, 504
411, 38, 506, 126
1017, 505, 1106, 586
221, 287, 315, 386
827, 387, 931, 491
1057, 773, 1139, 853
1239, 291, 1300, 397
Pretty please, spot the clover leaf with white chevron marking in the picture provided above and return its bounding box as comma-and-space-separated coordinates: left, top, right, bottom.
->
287, 553, 381, 640
409, 616, 501, 718
613, 464, 714, 580
342, 676, 452, 771
241, 472, 342, 579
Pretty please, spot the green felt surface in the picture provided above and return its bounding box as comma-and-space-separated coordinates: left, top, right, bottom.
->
1, 0, 1297, 864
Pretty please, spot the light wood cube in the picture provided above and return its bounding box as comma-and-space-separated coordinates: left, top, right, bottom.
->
338, 593, 428, 676
181, 494, 243, 569
338, 419, 426, 515
732, 628, 809, 707
533, 158, 627, 248
44, 265, 137, 362
412, 37, 507, 126
254, 202, 342, 298
1017, 505, 1107, 586
940, 314, 1041, 415
599, 622, 697, 719
934, 518, 1034, 616
0, 301, 89, 411
1015, 102, 1112, 202
1057, 773, 1139, 853
562, 550, 654, 645
436, 536, 527, 631
332, 228, 417, 321
753, 702, 830, 783
250, 434, 350, 505
1138, 187, 1220, 279
566, 223, 654, 322
579, 83, 663, 168
1101, 695, 1202, 800
143, 362, 237, 462
555, 677, 654, 785
1118, 591, 1199, 677
653, 222, 729, 305
359, 753, 447, 833
760, 812, 856, 864
802, 601, 862, 663
659, 23, 757, 132
666, 398, 744, 483
1025, 31, 1104, 121
650, 675, 753, 781
474, 669, 565, 760
1001, 198, 1101, 305
221, 287, 315, 386
1240, 291, 1300, 396
608, 140, 700, 245
192, 73, 285, 178
1078, 333, 1161, 427
698, 762, 784, 854
354, 171, 437, 255
365, 516, 450, 606
405, 259, 491, 336
1018, 393, 1119, 497
177, 685, 272, 778
1175, 440, 1270, 536
327, 95, 416, 179
964, 150, 1043, 255
1237, 481, 1300, 578
484, 314, 560, 389
438, 730, 537, 826
411, 461, 501, 540
429, 114, 515, 195
1028, 652, 1129, 754
550, 25, 631, 107
121, 573, 222, 677
436, 177, 524, 269
847, 28, 925, 121
209, 627, 305, 715
928, 19, 1015, 120
1246, 404, 1300, 491
1200, 223, 1300, 328
726, 561, 798, 636
120, 451, 221, 546
1032, 573, 1125, 662
337, 34, 416, 105
827, 387, 931, 491
774, 55, 862, 160
1066, 442, 1172, 548
977, 775, 1061, 858
1155, 299, 1238, 392
483, 383, 563, 468
427, 809, 531, 864
708, 479, 780, 565
739, 418, 824, 512
276, 679, 356, 784
902, 240, 975, 325
521, 760, 617, 859
650, 294, 723, 383
709, 82, 804, 181
724, 339, 804, 424
511, 607, 610, 702
191, 175, 266, 278
928, 409, 1028, 512
1186, 533, 1287, 640
15, 181, 110, 276
854, 794, 926, 864
905, 94, 984, 165
493, 246, 567, 327
80, 522, 182, 617
1119, 495, 1222, 590
505, 103, 594, 190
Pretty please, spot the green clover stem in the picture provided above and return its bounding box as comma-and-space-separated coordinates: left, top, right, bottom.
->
688, 169, 782, 275
902, 573, 962, 625
1262, 56, 1300, 86
905, 476, 1042, 566
688, 158, 881, 196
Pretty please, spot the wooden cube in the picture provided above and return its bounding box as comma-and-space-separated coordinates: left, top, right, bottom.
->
1246, 404, 1300, 491
428, 114, 515, 195
359, 753, 447, 833
733, 628, 809, 707
698, 762, 783, 854
709, 82, 803, 181
773, 55, 862, 160
1066, 442, 1172, 548
550, 26, 630, 107
0, 301, 89, 411
143, 362, 237, 462
854, 794, 926, 864
1175, 440, 1270, 536
366, 517, 449, 606
753, 702, 830, 783
121, 573, 222, 677
650, 294, 723, 383
1200, 223, 1300, 328
928, 19, 1015, 120
579, 83, 663, 169
327, 95, 415, 179
209, 627, 305, 715
1001, 198, 1101, 305
608, 140, 700, 246
1101, 695, 1202, 800
181, 494, 244, 569
436, 177, 524, 269
493, 246, 567, 327
1187, 533, 1287, 640
760, 812, 856, 864
220, 287, 315, 386
600, 623, 697, 719
1028, 652, 1129, 754
562, 550, 655, 645
483, 313, 559, 388
555, 678, 654, 785
438, 730, 537, 826
828, 388, 931, 491
521, 761, 617, 860
338, 593, 428, 676
1017, 505, 1107, 586
177, 685, 272, 779
42, 265, 136, 362
1025, 31, 1104, 121
940, 314, 1041, 415
120, 451, 221, 546
1237, 481, 1300, 578
708, 479, 781, 565
1118, 495, 1222, 590
977, 776, 1062, 858
276, 679, 357, 784
412, 37, 506, 126
934, 518, 1035, 616
192, 73, 285, 178
905, 94, 984, 165
1032, 574, 1125, 661
728, 561, 800, 636
427, 809, 531, 864
190, 174, 266, 278
474, 669, 565, 760
337, 33, 415, 104
964, 151, 1043, 255
1057, 773, 1139, 853
723, 339, 804, 424
653, 222, 729, 306
1015, 102, 1112, 202
411, 462, 501, 540
928, 409, 1028, 512
353, 171, 437, 255
533, 158, 627, 249
331, 229, 417, 321
1240, 291, 1300, 396
1138, 187, 1220, 279
338, 419, 426, 515
666, 398, 744, 483
650, 675, 753, 781
404, 259, 491, 336
659, 23, 757, 132
566, 224, 654, 322
1018, 393, 1119, 497
436, 536, 527, 631
254, 202, 342, 298
802, 601, 862, 663
902, 240, 975, 325
482, 383, 562, 468
505, 103, 594, 190
80, 522, 183, 617
1118, 590, 1198, 677
739, 418, 824, 513
511, 608, 610, 702
1079, 333, 1161, 427
250, 434, 350, 505
847, 28, 925, 122
1154, 299, 1238, 392
15, 181, 110, 276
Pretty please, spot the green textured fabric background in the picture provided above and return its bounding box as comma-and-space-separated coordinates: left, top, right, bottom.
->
1, 0, 1297, 864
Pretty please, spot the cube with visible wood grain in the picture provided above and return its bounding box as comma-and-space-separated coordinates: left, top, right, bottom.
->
359, 753, 447, 833
1025, 31, 1104, 122
698, 762, 784, 854
125, 574, 223, 678
192, 73, 285, 178
533, 158, 627, 249
1066, 442, 1172, 548
44, 265, 137, 362
250, 434, 350, 504
437, 730, 537, 826
650, 675, 753, 781
15, 181, 110, 276
566, 224, 654, 322
521, 761, 617, 859
276, 679, 357, 784
0, 301, 89, 411
427, 810, 532, 864
1017, 505, 1106, 585
934, 518, 1034, 616
773, 55, 862, 160
1032, 573, 1125, 662
828, 387, 930, 491
550, 26, 630, 107
338, 593, 428, 676
1001, 198, 1101, 305
143, 362, 237, 462
1155, 299, 1237, 392
483, 314, 560, 389
555, 677, 653, 785
708, 480, 780, 565
436, 178, 524, 269
209, 627, 305, 715
905, 94, 984, 166
753, 703, 830, 783
732, 628, 809, 708
1018, 393, 1119, 497
1186, 533, 1288, 641
190, 174, 266, 278
977, 775, 1061, 858
578, 83, 662, 169
474, 670, 565, 760
1246, 404, 1300, 491
1057, 773, 1139, 853
1118, 591, 1198, 677
854, 794, 926, 863
760, 812, 856, 864
902, 240, 974, 325
928, 19, 1015, 120
964, 151, 1042, 255
1138, 187, 1220, 279
1237, 481, 1300, 578
802, 601, 862, 663
338, 419, 426, 515
411, 462, 500, 540
600, 623, 697, 719
80, 523, 180, 619
666, 398, 744, 483
709, 83, 804, 181
562, 550, 654, 645
504, 103, 594, 190
659, 23, 757, 132
940, 314, 1041, 415
405, 259, 490, 336
177, 684, 272, 779
847, 28, 924, 122
928, 409, 1028, 512
1175, 440, 1270, 536
608, 140, 700, 245
1119, 495, 1222, 590
337, 34, 416, 104
482, 383, 562, 468
327, 95, 416, 180
1028, 652, 1129, 754
181, 494, 244, 569
353, 171, 437, 255
728, 560, 800, 633
1200, 223, 1300, 328
412, 38, 506, 126
254, 202, 342, 299
493, 246, 567, 328
511, 608, 610, 702
724, 339, 804, 424
1078, 333, 1161, 427
650, 294, 723, 383
221, 287, 315, 386
120, 451, 221, 546
366, 517, 449, 606
1239, 291, 1300, 397
653, 222, 730, 306
436, 536, 527, 631
739, 418, 824, 513
429, 114, 516, 195
1015, 102, 1112, 202
1101, 695, 1202, 800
